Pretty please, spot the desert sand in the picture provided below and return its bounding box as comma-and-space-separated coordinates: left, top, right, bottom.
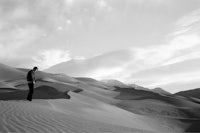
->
0, 63, 200, 133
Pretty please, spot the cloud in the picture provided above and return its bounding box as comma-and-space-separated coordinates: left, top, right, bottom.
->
65, 0, 75, 5
0, 0, 117, 69
147, 71, 200, 88
163, 51, 200, 66
130, 33, 200, 75
175, 8, 200, 28
45, 23, 200, 88
97, 0, 112, 12
143, 70, 200, 93
128, 0, 171, 7
0, 25, 45, 66
45, 49, 133, 77
124, 8, 200, 91
33, 49, 71, 70
130, 57, 200, 80
44, 7, 200, 93
132, 7, 200, 68
0, 0, 71, 68
163, 9, 200, 64
89, 67, 124, 79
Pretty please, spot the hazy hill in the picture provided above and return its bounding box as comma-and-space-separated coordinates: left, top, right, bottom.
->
128, 84, 150, 91
175, 88, 200, 99
152, 87, 171, 95
0, 63, 25, 81
101, 79, 130, 88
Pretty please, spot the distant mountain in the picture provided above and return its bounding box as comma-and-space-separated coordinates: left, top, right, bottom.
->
128, 84, 150, 91
152, 87, 171, 95
76, 77, 109, 89
101, 79, 130, 88
127, 85, 171, 95
175, 88, 200, 99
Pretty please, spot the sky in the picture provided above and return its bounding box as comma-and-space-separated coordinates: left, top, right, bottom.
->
1, 0, 200, 93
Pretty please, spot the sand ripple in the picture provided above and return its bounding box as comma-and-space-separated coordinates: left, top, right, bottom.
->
0, 100, 149, 133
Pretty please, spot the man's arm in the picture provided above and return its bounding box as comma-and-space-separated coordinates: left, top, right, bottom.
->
31, 71, 36, 84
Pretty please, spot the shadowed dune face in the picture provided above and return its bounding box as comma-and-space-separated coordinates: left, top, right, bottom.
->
0, 86, 71, 100
114, 86, 159, 100
0, 81, 16, 90
0, 88, 18, 93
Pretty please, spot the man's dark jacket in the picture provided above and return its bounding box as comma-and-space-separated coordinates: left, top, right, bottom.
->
26, 70, 36, 82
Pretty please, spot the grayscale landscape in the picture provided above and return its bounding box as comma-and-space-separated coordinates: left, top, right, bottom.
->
1, 0, 200, 132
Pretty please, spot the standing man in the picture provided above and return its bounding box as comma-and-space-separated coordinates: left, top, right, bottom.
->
26, 66, 38, 101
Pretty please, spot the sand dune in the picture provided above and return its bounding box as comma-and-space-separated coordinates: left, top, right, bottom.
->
76, 77, 110, 89
1, 63, 200, 132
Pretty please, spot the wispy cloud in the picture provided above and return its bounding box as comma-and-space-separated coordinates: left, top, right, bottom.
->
133, 33, 200, 67
0, 0, 69, 67
0, 0, 116, 68
129, 0, 170, 6
126, 8, 200, 91
0, 25, 45, 66
175, 8, 200, 28
131, 7, 200, 68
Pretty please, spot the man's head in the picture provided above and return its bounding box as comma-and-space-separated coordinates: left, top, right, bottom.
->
33, 66, 38, 72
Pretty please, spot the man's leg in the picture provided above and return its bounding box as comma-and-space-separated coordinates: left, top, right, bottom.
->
29, 83, 34, 101
27, 83, 34, 101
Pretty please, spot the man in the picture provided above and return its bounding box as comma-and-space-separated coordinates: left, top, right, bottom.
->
26, 66, 38, 101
